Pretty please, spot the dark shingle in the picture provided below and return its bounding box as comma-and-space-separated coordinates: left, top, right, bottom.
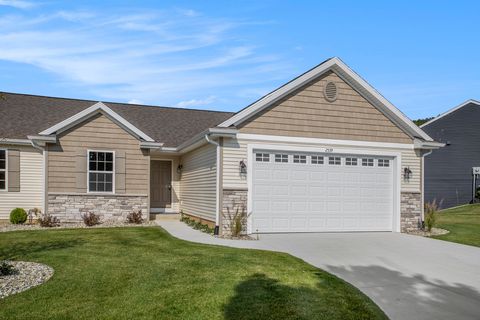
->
0, 92, 234, 147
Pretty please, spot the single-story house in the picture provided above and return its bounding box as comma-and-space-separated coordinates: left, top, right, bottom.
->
421, 99, 480, 208
0, 57, 442, 234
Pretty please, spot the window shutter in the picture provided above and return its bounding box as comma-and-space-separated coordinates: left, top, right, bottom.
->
115, 151, 126, 194
7, 149, 20, 192
75, 150, 87, 192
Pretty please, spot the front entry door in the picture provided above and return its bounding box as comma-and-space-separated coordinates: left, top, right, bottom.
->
150, 160, 172, 208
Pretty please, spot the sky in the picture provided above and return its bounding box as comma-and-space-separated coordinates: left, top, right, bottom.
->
0, 0, 479, 119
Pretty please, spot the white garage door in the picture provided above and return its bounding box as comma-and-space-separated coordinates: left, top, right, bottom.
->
252, 150, 395, 233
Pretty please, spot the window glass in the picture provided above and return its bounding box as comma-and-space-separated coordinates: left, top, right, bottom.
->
362, 158, 374, 167
293, 154, 307, 164
275, 154, 288, 163
378, 159, 390, 167
311, 155, 324, 164
88, 151, 114, 192
255, 153, 270, 162
345, 157, 358, 166
328, 156, 341, 165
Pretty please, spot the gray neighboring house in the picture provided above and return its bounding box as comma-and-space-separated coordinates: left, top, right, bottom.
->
0, 57, 442, 234
421, 99, 480, 208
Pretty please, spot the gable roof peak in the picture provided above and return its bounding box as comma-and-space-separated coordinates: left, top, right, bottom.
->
420, 99, 480, 128
39, 101, 155, 142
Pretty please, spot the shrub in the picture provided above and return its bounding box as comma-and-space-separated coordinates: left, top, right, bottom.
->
0, 261, 16, 276
476, 187, 480, 200
126, 210, 144, 224
38, 213, 60, 228
223, 203, 249, 237
9, 208, 27, 224
424, 200, 440, 232
82, 212, 100, 226
28, 208, 42, 224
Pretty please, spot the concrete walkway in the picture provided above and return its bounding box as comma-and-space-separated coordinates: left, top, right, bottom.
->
157, 220, 480, 320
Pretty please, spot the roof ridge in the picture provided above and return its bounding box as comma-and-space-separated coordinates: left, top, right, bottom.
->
0, 91, 234, 114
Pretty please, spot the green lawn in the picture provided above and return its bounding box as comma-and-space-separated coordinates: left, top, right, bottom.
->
0, 227, 386, 320
432, 204, 480, 247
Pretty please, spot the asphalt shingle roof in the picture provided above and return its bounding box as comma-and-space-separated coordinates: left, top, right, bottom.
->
0, 92, 234, 147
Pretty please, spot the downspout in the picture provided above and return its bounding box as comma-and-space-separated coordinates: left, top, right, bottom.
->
421, 150, 433, 223
205, 134, 221, 235
29, 140, 48, 215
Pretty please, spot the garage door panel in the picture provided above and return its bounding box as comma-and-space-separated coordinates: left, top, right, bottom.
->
252, 150, 394, 233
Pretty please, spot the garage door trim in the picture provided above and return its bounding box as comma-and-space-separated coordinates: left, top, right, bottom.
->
246, 143, 402, 234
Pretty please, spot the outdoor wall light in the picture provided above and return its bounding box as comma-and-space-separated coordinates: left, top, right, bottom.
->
177, 164, 183, 174
239, 160, 247, 174
404, 167, 412, 182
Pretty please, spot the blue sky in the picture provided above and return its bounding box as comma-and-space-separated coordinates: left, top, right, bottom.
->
0, 0, 478, 119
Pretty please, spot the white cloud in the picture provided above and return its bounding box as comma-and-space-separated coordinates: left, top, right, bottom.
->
0, 0, 35, 9
0, 8, 293, 109
128, 99, 144, 105
174, 96, 217, 108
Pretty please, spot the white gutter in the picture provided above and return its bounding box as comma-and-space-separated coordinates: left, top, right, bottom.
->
205, 133, 221, 235
0, 138, 32, 145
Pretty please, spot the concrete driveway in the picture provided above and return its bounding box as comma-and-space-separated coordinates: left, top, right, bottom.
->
157, 220, 480, 320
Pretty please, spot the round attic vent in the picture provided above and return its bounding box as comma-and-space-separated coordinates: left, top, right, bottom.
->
324, 81, 337, 102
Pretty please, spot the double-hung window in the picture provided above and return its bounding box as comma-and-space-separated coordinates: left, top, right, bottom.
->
0, 150, 6, 190
88, 151, 114, 193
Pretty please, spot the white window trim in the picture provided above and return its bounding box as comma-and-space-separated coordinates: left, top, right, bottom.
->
311, 155, 324, 165
247, 143, 402, 234
328, 156, 342, 166
0, 149, 7, 192
255, 152, 270, 162
87, 149, 115, 194
293, 154, 307, 164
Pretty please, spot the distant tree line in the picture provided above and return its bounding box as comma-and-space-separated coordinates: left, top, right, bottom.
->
413, 117, 434, 126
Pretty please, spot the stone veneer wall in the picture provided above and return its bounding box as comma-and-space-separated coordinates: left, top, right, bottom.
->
221, 189, 248, 235
221, 190, 422, 234
48, 194, 148, 222
400, 192, 422, 232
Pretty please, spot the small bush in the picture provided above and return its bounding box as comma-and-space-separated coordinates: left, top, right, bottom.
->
28, 208, 42, 224
126, 210, 144, 224
180, 213, 214, 234
0, 261, 16, 276
9, 208, 27, 224
223, 203, 249, 237
424, 200, 440, 232
38, 213, 60, 228
82, 212, 100, 226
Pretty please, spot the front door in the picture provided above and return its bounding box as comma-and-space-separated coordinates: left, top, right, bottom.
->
150, 160, 172, 208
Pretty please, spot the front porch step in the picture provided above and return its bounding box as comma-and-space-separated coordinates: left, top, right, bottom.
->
150, 213, 180, 221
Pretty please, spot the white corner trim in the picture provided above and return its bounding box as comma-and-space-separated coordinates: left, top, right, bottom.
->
237, 133, 415, 150
420, 99, 480, 128
39, 102, 155, 142
218, 57, 432, 141
245, 142, 402, 233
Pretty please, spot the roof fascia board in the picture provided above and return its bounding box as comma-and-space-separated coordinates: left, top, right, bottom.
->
0, 138, 32, 146
420, 99, 480, 128
218, 57, 433, 141
39, 102, 155, 142
413, 139, 445, 150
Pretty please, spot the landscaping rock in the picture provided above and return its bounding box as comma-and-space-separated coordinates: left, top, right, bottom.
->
0, 220, 157, 233
0, 261, 54, 299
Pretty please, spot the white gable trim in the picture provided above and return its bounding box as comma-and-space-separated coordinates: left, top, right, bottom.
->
420, 99, 480, 128
39, 102, 155, 142
219, 57, 433, 141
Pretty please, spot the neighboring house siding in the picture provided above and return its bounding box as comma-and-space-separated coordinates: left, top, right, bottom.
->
222, 137, 421, 192
47, 113, 149, 195
238, 71, 413, 144
180, 143, 217, 221
423, 103, 480, 208
0, 146, 43, 219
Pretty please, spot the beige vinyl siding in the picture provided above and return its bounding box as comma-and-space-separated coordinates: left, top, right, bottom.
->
150, 155, 181, 212
47, 113, 149, 195
0, 146, 43, 219
239, 71, 413, 144
180, 143, 217, 221
222, 137, 421, 192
